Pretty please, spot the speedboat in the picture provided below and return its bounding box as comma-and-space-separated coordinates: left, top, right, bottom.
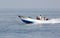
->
18, 16, 49, 24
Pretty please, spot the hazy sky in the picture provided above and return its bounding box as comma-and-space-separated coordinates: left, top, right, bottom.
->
0, 0, 60, 8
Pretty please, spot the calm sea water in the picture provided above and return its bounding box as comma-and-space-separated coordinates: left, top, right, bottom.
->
0, 9, 60, 38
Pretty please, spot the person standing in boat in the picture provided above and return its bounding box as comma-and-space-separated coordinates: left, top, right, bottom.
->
44, 17, 48, 20
36, 15, 42, 20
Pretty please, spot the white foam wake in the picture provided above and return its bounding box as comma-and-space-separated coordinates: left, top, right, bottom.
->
33, 18, 60, 24
48, 18, 60, 23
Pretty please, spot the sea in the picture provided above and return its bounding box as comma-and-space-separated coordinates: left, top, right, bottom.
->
0, 8, 60, 38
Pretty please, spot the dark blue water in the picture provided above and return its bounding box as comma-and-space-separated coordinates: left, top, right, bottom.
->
0, 9, 60, 38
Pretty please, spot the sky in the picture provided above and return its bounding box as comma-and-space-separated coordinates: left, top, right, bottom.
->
0, 0, 60, 9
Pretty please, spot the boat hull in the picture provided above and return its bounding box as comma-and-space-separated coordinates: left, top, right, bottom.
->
21, 19, 33, 24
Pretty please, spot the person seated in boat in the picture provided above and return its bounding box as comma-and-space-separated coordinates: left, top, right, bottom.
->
44, 17, 48, 20
36, 15, 42, 20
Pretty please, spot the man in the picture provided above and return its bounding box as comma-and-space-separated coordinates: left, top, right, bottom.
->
44, 17, 48, 20
36, 15, 42, 20
39, 15, 42, 20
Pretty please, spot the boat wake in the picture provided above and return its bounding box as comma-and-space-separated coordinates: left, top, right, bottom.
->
34, 18, 60, 24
